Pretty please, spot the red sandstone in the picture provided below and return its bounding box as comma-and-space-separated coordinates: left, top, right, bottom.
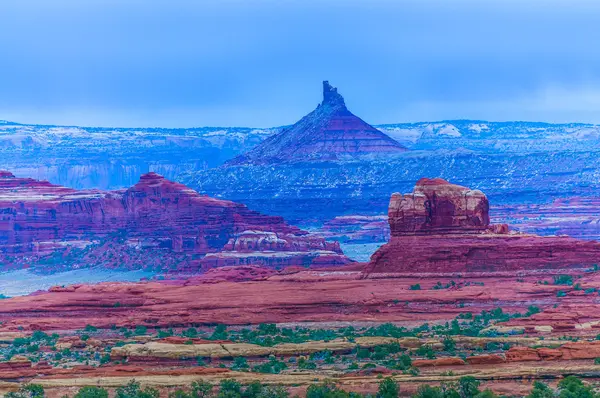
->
366, 178, 600, 274
0, 171, 349, 272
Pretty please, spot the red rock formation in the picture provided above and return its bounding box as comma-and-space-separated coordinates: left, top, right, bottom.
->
0, 171, 349, 271
229, 81, 407, 165
466, 354, 505, 365
504, 342, 600, 362
0, 269, 571, 332
366, 178, 600, 274
412, 357, 466, 367
388, 178, 490, 236
187, 265, 277, 283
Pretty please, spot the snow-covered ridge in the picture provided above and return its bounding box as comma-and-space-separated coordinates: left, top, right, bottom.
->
1, 118, 599, 190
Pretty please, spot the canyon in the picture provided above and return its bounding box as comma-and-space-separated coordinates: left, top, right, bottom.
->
0, 180, 600, 396
0, 171, 348, 273
2, 83, 600, 396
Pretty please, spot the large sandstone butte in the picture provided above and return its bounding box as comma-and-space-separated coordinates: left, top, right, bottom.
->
0, 171, 349, 272
229, 81, 407, 164
366, 178, 600, 274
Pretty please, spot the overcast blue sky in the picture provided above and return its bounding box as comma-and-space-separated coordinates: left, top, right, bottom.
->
1, 0, 599, 127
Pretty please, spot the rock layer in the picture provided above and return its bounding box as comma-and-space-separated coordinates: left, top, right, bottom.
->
367, 178, 600, 274
0, 171, 348, 272
492, 196, 600, 241
229, 81, 406, 165
388, 178, 490, 236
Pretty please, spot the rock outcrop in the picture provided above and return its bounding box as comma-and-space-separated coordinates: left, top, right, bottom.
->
2, 266, 599, 333
366, 178, 600, 274
229, 81, 407, 164
0, 171, 349, 272
388, 178, 490, 235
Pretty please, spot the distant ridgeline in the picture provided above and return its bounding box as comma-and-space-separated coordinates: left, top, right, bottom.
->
2, 85, 600, 225
181, 84, 600, 224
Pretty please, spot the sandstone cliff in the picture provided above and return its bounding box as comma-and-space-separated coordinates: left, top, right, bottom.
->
366, 178, 600, 274
0, 171, 349, 272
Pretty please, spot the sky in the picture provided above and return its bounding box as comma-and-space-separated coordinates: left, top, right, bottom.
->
1, 0, 600, 127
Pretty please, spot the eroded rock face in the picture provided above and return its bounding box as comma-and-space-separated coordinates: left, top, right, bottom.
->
389, 178, 490, 235
229, 81, 407, 165
0, 171, 348, 271
0, 268, 596, 333
367, 179, 600, 274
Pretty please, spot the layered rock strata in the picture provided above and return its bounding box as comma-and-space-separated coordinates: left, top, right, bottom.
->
0, 171, 348, 271
366, 178, 600, 274
229, 81, 406, 164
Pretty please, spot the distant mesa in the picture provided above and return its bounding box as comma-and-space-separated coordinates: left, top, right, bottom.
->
365, 178, 600, 275
0, 170, 15, 178
229, 81, 407, 164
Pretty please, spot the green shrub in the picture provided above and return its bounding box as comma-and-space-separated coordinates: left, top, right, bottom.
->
356, 347, 371, 359
191, 381, 213, 398
557, 375, 596, 398
5, 384, 45, 398
257, 323, 278, 335
217, 379, 241, 398
526, 381, 554, 398
12, 337, 30, 347
413, 385, 444, 397
376, 377, 399, 398
525, 305, 541, 316
169, 390, 192, 398
553, 274, 573, 285
232, 357, 249, 370
252, 356, 287, 374
458, 376, 480, 398
298, 357, 317, 370
158, 328, 174, 338
100, 353, 111, 365
74, 386, 109, 398
183, 327, 199, 338
306, 381, 359, 398
442, 336, 456, 352
115, 380, 159, 398
415, 345, 436, 359
134, 325, 148, 336
211, 324, 228, 340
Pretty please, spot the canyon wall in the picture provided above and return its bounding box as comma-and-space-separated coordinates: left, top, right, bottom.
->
0, 171, 348, 272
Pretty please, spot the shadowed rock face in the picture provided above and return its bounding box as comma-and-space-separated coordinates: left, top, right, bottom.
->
389, 178, 490, 236
0, 171, 349, 272
229, 81, 407, 164
367, 179, 600, 274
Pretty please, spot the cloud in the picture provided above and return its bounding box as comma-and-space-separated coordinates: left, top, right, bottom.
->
0, 0, 599, 126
